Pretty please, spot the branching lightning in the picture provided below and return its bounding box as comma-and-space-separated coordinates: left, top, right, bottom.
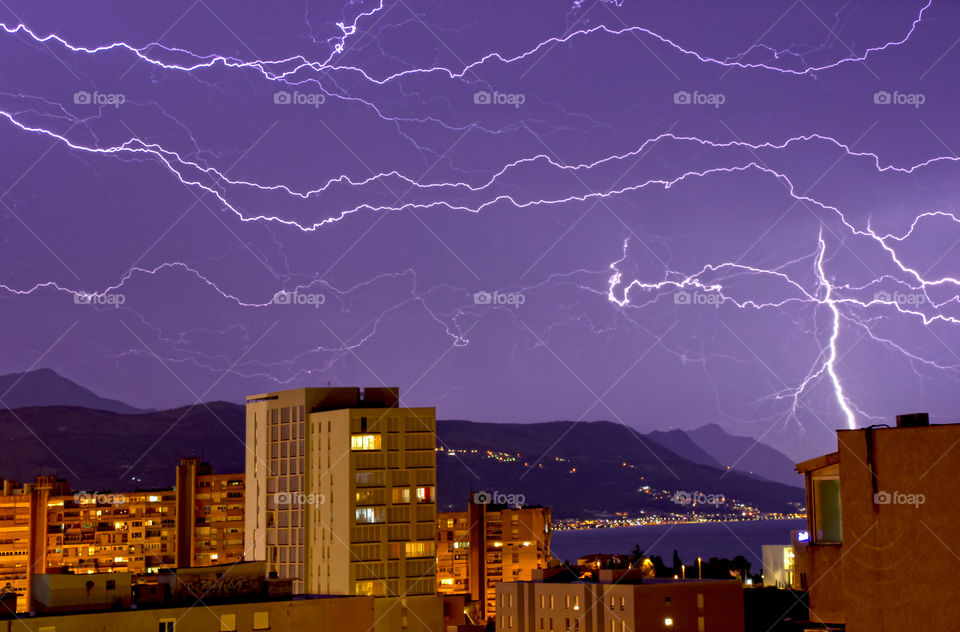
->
0, 0, 954, 437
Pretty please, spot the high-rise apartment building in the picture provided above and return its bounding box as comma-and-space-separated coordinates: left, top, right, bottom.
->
176, 457, 245, 567
0, 476, 68, 613
244, 387, 442, 632
436, 501, 552, 621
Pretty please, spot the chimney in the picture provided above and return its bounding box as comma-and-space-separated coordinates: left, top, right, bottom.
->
896, 412, 930, 428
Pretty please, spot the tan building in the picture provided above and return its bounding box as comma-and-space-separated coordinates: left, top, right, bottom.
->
436, 501, 552, 621
793, 412, 960, 631
496, 569, 744, 632
0, 460, 243, 613
245, 387, 442, 632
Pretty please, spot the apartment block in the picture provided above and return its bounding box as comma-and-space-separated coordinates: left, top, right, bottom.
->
793, 412, 960, 631
0, 476, 69, 613
245, 387, 442, 632
496, 569, 744, 632
436, 500, 552, 621
0, 460, 243, 612
175, 457, 245, 567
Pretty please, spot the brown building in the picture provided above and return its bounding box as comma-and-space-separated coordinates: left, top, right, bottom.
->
175, 457, 245, 567
496, 568, 744, 632
793, 412, 960, 631
0, 459, 243, 613
436, 499, 552, 622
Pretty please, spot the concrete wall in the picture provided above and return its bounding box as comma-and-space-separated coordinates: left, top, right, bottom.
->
0, 595, 373, 632
837, 425, 960, 631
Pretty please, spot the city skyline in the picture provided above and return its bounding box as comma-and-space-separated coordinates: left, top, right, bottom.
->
2, 1, 960, 462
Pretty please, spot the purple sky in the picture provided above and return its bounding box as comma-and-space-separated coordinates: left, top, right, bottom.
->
0, 0, 957, 460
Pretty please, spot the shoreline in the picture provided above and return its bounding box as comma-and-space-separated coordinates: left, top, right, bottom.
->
552, 515, 806, 532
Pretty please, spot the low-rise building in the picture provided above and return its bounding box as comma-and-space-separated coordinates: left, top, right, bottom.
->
760, 544, 793, 588
11, 562, 373, 631
496, 568, 744, 632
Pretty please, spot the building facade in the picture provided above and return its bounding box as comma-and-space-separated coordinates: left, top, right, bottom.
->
244, 387, 441, 632
496, 569, 744, 632
0, 461, 243, 613
436, 501, 552, 621
793, 413, 960, 631
0, 476, 69, 612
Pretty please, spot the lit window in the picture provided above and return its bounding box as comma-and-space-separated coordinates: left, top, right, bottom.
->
405, 541, 435, 557
392, 488, 411, 504
148, 495, 160, 502
219, 614, 236, 632
351, 434, 382, 451
416, 486, 434, 503
355, 580, 379, 595
253, 612, 270, 630
356, 507, 385, 524
440, 578, 455, 585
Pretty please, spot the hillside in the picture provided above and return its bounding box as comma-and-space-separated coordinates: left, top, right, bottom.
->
436, 420, 803, 517
0, 368, 146, 414
686, 423, 801, 487
0, 402, 803, 518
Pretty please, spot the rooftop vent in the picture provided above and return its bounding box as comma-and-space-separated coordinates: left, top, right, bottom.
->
896, 412, 930, 428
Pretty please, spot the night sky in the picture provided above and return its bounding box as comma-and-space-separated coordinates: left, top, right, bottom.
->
1, 0, 957, 460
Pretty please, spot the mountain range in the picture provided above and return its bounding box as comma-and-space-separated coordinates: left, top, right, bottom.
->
0, 368, 147, 414
0, 369, 804, 517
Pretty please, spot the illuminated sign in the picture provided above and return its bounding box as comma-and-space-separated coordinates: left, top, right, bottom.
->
797, 530, 809, 542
